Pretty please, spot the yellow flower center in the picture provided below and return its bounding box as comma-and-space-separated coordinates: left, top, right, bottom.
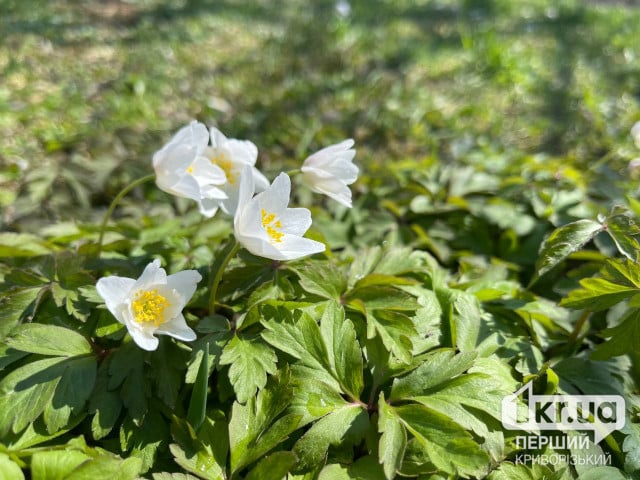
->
132, 289, 171, 326
261, 209, 284, 243
186, 165, 194, 174
211, 153, 236, 184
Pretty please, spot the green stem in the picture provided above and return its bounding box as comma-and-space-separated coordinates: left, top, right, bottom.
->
208, 239, 241, 314
286, 168, 302, 176
95, 174, 155, 257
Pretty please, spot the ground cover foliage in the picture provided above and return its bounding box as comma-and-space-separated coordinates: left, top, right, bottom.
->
2, 0, 640, 478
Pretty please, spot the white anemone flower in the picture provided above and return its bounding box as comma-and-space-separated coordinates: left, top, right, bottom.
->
632, 121, 640, 149
153, 121, 228, 217
96, 260, 201, 351
301, 139, 358, 208
234, 166, 326, 261
203, 127, 270, 216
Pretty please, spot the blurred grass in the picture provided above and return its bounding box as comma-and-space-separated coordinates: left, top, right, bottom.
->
0, 0, 639, 229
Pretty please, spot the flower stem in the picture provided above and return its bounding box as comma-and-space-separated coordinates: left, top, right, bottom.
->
286, 168, 301, 176
95, 174, 155, 258
208, 239, 241, 314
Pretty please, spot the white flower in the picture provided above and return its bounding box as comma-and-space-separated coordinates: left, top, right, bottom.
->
301, 139, 358, 208
152, 121, 228, 217
632, 121, 640, 149
96, 260, 201, 351
234, 166, 326, 261
204, 127, 270, 216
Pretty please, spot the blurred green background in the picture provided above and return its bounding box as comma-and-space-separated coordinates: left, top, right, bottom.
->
1, 0, 639, 230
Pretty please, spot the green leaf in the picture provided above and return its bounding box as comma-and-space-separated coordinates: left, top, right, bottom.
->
560, 277, 638, 311
152, 474, 200, 480
64, 455, 143, 480
319, 301, 364, 399
390, 349, 476, 400
5, 324, 92, 357
622, 423, 640, 473
262, 307, 339, 393
0, 356, 67, 436
89, 358, 123, 440
108, 343, 148, 422
378, 393, 406, 480
293, 261, 347, 300
605, 207, 640, 262
531, 219, 604, 284
219, 334, 277, 404
120, 408, 169, 474
0, 287, 42, 339
0, 453, 24, 480
229, 371, 301, 473
43, 355, 96, 434
31, 450, 91, 480
451, 291, 482, 352
244, 451, 297, 480
366, 310, 416, 365
591, 310, 640, 360
395, 404, 489, 477
187, 341, 210, 431
293, 405, 368, 471
0, 232, 52, 257
346, 285, 418, 311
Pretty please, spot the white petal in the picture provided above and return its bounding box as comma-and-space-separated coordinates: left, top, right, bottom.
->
210, 127, 228, 149
191, 156, 227, 185
252, 167, 270, 192
280, 207, 312, 236
197, 197, 220, 218
276, 234, 326, 260
128, 325, 159, 351
96, 276, 135, 320
133, 260, 167, 291
303, 173, 353, 208
226, 139, 258, 165
234, 165, 256, 225
159, 173, 202, 202
302, 139, 355, 168
321, 158, 359, 185
156, 313, 197, 341
166, 270, 202, 306
256, 173, 291, 214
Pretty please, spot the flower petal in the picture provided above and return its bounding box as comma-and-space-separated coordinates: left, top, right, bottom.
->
256, 173, 291, 214
280, 207, 312, 236
166, 270, 202, 307
226, 139, 258, 166
96, 276, 135, 320
302, 139, 355, 168
133, 259, 167, 291
128, 325, 159, 351
277, 234, 326, 260
156, 313, 197, 341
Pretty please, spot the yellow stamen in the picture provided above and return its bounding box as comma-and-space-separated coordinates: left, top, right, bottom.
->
132, 289, 171, 326
261, 208, 284, 243
211, 153, 236, 184
187, 165, 194, 174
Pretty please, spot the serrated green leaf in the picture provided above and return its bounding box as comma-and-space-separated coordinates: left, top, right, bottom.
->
378, 393, 406, 480
293, 405, 368, 471
0, 453, 24, 480
31, 450, 91, 480
219, 334, 277, 404
346, 285, 418, 311
591, 310, 640, 360
319, 301, 364, 398
293, 261, 347, 300
390, 349, 476, 400
531, 219, 604, 284
0, 232, 52, 257
0, 356, 67, 436
560, 277, 638, 311
262, 307, 340, 393
622, 423, 640, 473
0, 287, 42, 338
366, 310, 416, 365
187, 341, 209, 431
64, 455, 143, 480
5, 324, 92, 357
451, 291, 482, 352
229, 371, 301, 473
43, 355, 96, 434
152, 474, 200, 480
395, 404, 489, 477
605, 207, 640, 262
244, 451, 297, 480
89, 359, 123, 440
